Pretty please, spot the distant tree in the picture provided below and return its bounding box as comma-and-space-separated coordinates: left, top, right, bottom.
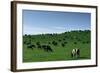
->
27, 35, 31, 38
84, 30, 90, 32
36, 42, 40, 45
86, 41, 90, 44
78, 30, 82, 32
41, 45, 53, 52
45, 45, 53, 52
74, 42, 77, 44
37, 45, 41, 49
31, 44, 36, 48
64, 42, 68, 44
25, 34, 27, 36
48, 42, 51, 44
64, 35, 68, 38
58, 39, 61, 42
61, 43, 65, 47
27, 44, 35, 50
63, 38, 66, 41
42, 45, 47, 49
82, 41, 85, 44
23, 40, 26, 44
52, 41, 58, 46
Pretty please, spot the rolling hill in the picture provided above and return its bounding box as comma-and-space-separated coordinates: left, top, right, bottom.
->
23, 30, 91, 62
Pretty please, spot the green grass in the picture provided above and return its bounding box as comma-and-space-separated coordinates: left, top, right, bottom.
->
23, 30, 91, 62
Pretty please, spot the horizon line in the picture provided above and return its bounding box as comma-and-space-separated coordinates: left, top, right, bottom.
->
23, 29, 90, 35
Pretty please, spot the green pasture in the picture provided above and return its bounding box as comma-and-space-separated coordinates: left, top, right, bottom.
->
23, 30, 91, 62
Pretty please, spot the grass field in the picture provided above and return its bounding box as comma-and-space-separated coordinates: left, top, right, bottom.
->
23, 30, 91, 62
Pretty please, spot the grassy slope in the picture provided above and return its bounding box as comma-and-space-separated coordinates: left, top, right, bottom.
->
23, 30, 91, 62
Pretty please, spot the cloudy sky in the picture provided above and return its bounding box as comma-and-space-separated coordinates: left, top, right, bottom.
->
22, 10, 91, 35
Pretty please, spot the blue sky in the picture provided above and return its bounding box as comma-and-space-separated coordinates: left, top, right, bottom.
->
23, 10, 91, 35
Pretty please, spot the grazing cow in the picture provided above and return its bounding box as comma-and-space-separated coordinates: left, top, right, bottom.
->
71, 48, 80, 58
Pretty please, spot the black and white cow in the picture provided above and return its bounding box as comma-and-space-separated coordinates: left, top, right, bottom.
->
71, 48, 80, 58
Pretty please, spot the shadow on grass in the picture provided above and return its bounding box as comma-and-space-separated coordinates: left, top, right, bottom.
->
79, 57, 90, 59
67, 56, 90, 60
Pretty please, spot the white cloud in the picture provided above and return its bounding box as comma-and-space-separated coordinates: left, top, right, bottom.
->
53, 26, 66, 30
23, 25, 68, 35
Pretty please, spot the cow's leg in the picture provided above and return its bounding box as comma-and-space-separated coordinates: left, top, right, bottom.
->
77, 49, 80, 58
71, 53, 73, 58
77, 52, 80, 58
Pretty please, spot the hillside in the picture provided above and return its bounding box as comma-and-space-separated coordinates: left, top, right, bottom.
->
23, 30, 91, 62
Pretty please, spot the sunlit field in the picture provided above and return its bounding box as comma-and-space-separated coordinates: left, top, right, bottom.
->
23, 30, 91, 62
